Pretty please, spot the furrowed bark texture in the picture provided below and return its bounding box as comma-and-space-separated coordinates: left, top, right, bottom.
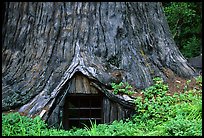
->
2, 2, 196, 118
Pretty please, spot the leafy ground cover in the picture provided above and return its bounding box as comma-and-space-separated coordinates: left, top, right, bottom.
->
2, 75, 202, 136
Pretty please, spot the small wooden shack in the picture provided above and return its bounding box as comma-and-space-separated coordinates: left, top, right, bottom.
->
47, 71, 135, 130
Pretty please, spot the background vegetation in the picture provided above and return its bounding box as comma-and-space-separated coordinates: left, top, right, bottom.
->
163, 2, 202, 58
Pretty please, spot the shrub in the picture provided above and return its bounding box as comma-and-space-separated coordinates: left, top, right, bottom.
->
163, 2, 202, 58
111, 82, 134, 95
133, 76, 202, 136
133, 77, 172, 123
2, 112, 47, 136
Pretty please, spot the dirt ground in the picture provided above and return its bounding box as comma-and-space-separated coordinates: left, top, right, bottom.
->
163, 68, 202, 95
132, 68, 202, 99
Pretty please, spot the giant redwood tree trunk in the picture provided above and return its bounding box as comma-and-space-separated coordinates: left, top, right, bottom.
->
2, 2, 197, 119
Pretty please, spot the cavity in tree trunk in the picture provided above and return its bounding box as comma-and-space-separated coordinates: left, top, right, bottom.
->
2, 2, 197, 123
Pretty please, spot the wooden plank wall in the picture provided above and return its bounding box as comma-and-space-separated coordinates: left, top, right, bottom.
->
69, 72, 98, 94
103, 98, 110, 123
103, 97, 133, 124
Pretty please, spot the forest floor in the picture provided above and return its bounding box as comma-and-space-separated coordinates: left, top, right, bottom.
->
162, 68, 201, 96
130, 68, 202, 98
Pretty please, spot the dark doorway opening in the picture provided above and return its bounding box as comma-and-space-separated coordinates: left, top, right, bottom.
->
63, 94, 103, 130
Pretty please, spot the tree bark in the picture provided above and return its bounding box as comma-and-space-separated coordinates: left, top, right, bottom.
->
2, 2, 197, 118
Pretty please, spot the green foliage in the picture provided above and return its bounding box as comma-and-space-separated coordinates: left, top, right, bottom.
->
195, 75, 202, 86
164, 96, 202, 136
133, 77, 202, 136
164, 115, 201, 136
163, 2, 202, 58
111, 82, 134, 95
81, 120, 142, 136
2, 112, 47, 136
134, 77, 202, 136
144, 77, 168, 98
133, 77, 171, 123
2, 77, 202, 136
83, 120, 99, 136
181, 36, 201, 58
